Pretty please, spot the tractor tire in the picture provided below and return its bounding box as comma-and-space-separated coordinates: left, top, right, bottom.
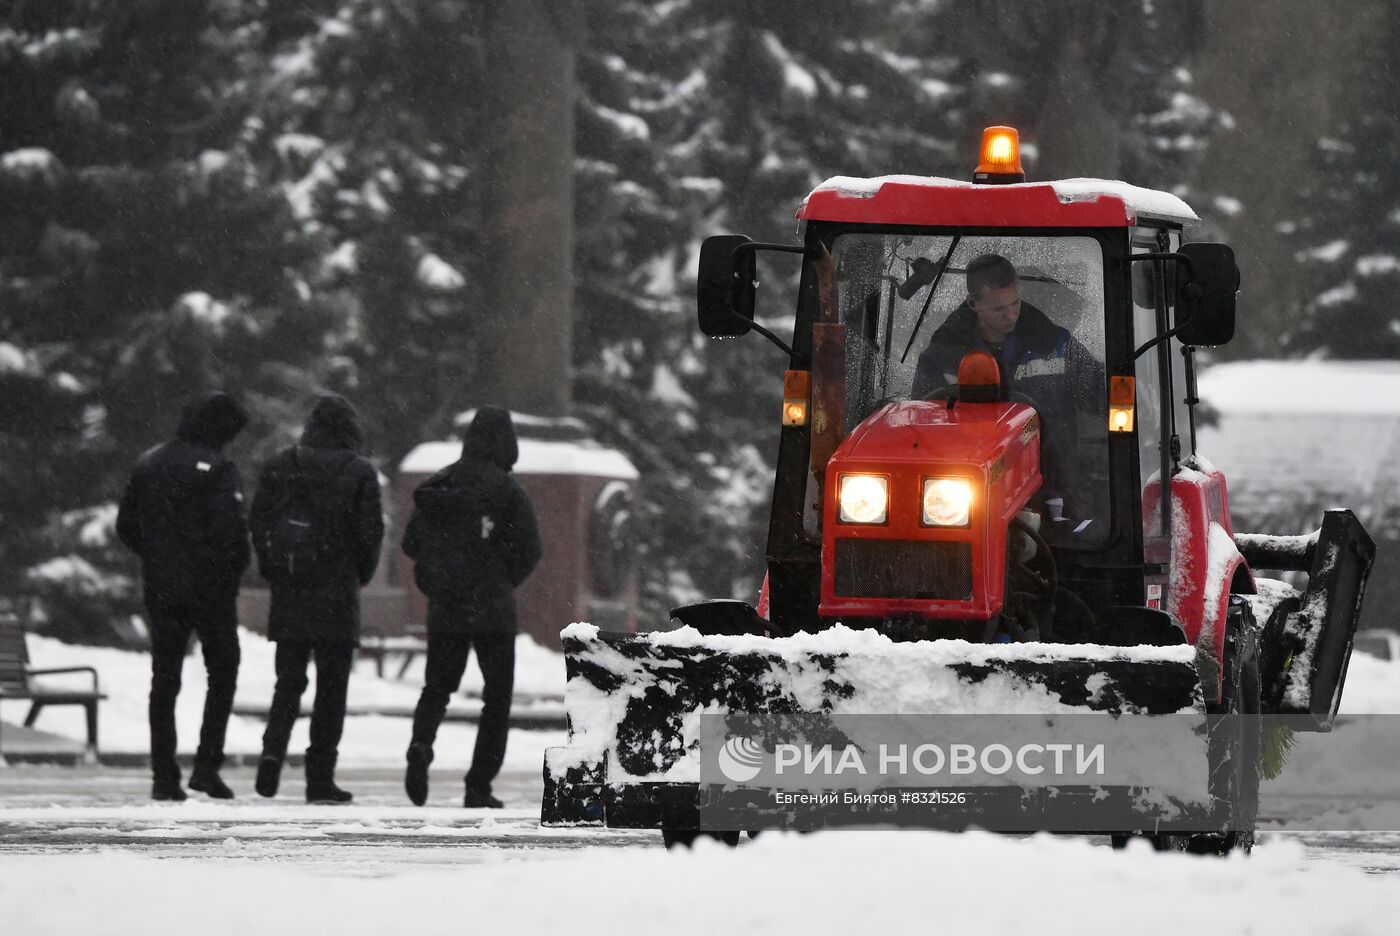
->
1111, 601, 1260, 856
1188, 599, 1262, 856
661, 829, 741, 849
1110, 833, 1189, 852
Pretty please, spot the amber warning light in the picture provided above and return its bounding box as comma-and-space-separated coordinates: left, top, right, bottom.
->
782, 369, 810, 427
974, 126, 1025, 185
1109, 376, 1135, 433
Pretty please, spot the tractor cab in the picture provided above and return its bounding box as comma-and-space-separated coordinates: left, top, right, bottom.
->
698, 128, 1247, 655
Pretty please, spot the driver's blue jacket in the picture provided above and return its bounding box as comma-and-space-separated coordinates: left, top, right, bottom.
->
912, 301, 1094, 506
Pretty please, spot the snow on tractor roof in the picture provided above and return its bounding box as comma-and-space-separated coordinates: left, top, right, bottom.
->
798, 175, 1198, 228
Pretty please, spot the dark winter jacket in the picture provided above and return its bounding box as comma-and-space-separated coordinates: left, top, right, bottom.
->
250, 395, 385, 645
116, 392, 251, 612
912, 301, 1094, 503
401, 407, 543, 635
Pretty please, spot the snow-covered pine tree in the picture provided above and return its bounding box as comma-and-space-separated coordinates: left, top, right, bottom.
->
926, 0, 1220, 193
250, 0, 488, 471
0, 1, 330, 642
572, 2, 722, 616
1282, 17, 1400, 358
575, 1, 963, 615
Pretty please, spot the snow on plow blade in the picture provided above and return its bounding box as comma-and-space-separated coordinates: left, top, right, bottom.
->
542, 624, 1205, 829
1237, 508, 1376, 729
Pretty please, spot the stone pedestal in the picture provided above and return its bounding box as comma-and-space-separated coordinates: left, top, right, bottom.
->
396, 413, 639, 650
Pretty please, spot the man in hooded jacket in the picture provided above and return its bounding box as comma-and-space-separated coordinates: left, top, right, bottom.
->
401, 407, 542, 808
249, 395, 384, 804
117, 391, 251, 801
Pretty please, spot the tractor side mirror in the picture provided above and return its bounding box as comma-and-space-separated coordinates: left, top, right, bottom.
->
1174, 242, 1238, 347
697, 234, 757, 338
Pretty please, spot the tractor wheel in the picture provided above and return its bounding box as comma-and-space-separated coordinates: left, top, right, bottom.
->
661, 829, 741, 849
1188, 600, 1262, 856
1110, 833, 1189, 852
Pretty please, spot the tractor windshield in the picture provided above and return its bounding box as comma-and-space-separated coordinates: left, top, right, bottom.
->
830, 232, 1109, 541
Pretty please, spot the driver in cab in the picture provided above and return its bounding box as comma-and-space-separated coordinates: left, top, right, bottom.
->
912, 253, 1091, 527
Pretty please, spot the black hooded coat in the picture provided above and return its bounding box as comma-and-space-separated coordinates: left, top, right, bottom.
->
117, 392, 252, 612
401, 407, 543, 635
250, 396, 385, 644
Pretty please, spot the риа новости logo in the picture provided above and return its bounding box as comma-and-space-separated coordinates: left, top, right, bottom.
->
717, 736, 766, 783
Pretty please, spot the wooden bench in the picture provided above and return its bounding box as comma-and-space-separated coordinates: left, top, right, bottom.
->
0, 612, 106, 757
357, 627, 430, 680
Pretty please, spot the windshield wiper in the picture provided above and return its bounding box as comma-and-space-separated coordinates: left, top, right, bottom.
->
900, 234, 961, 364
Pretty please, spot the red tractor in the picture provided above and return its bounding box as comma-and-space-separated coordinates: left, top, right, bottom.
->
542, 128, 1375, 851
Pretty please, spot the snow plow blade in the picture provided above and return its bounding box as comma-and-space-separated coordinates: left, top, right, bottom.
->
1237, 509, 1376, 729
542, 621, 1206, 830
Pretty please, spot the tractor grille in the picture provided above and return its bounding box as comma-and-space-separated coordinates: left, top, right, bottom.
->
833, 539, 973, 600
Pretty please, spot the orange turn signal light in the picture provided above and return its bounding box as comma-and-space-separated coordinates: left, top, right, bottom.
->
974, 126, 1025, 184
782, 369, 810, 426
1109, 376, 1135, 433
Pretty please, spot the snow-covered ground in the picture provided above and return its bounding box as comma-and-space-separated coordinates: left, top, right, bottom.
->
7, 628, 1400, 778
6, 632, 1400, 935
11, 625, 1400, 762
1336, 649, 1400, 714
3, 828, 1400, 936
3, 628, 568, 766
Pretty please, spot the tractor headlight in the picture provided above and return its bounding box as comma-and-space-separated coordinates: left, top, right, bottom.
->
838, 473, 889, 525
922, 478, 973, 527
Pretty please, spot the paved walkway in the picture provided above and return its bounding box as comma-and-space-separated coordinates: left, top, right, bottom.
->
230, 694, 565, 729
0, 764, 658, 865
0, 720, 87, 759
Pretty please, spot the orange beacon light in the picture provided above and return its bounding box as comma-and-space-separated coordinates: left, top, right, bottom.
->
974, 126, 1025, 184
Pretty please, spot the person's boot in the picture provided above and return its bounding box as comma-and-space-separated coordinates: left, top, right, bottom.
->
306, 777, 353, 804
463, 782, 503, 809
305, 752, 353, 805
188, 761, 235, 800
151, 774, 187, 802
255, 755, 283, 799
405, 742, 432, 807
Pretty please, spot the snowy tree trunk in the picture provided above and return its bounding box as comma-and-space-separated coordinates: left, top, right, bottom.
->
477, 0, 578, 416
1028, 35, 1121, 182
